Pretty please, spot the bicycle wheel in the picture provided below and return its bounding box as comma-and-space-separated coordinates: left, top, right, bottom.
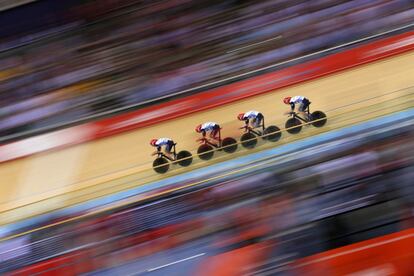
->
153, 157, 169, 174
285, 118, 302, 134
311, 111, 327, 127
264, 125, 281, 142
222, 137, 238, 153
177, 150, 193, 166
240, 132, 257, 149
198, 144, 214, 160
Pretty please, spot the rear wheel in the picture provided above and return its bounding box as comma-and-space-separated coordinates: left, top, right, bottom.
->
311, 111, 327, 127
177, 150, 193, 166
241, 132, 257, 149
153, 157, 169, 174
222, 137, 238, 153
264, 125, 281, 142
198, 144, 214, 160
286, 118, 302, 134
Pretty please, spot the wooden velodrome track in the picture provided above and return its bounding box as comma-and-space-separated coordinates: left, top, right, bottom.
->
1, 51, 413, 225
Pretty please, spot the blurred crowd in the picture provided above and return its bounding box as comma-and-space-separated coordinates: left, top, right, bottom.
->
2, 124, 413, 274
0, 0, 413, 139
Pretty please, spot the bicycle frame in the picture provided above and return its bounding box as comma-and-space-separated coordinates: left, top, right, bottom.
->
289, 110, 311, 123
240, 118, 266, 135
197, 137, 220, 148
156, 143, 177, 161
240, 125, 262, 136
197, 129, 221, 148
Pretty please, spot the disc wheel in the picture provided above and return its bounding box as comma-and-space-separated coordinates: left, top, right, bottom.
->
311, 111, 327, 127
153, 157, 169, 174
198, 144, 214, 160
264, 125, 281, 142
240, 132, 257, 149
222, 137, 238, 153
286, 118, 302, 134
177, 150, 193, 166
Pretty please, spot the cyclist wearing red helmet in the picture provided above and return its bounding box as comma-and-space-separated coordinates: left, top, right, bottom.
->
283, 96, 311, 119
237, 110, 264, 129
150, 138, 175, 158
195, 122, 220, 140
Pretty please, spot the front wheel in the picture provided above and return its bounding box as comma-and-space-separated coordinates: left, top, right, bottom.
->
177, 150, 193, 166
286, 118, 302, 134
311, 111, 327, 127
240, 132, 257, 149
222, 137, 238, 153
153, 157, 169, 174
198, 144, 214, 160
264, 125, 281, 142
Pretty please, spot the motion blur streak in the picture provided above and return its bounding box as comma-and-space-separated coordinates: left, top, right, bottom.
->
15, 144, 88, 213
4, 116, 413, 275
1, 50, 414, 225
0, 0, 413, 139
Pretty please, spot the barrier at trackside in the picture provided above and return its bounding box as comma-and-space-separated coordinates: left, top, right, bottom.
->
291, 228, 414, 275
1, 31, 414, 163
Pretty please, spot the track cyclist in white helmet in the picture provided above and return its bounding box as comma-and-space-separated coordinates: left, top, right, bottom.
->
150, 138, 175, 159
237, 110, 265, 132
283, 96, 311, 121
195, 122, 221, 141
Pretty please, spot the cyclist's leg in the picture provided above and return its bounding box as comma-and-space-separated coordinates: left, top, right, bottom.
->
299, 102, 310, 121
165, 141, 173, 153
304, 100, 311, 121
211, 126, 220, 140
257, 113, 264, 130
165, 142, 174, 159
251, 118, 259, 128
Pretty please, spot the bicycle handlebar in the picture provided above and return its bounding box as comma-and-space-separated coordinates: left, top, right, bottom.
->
240, 126, 254, 134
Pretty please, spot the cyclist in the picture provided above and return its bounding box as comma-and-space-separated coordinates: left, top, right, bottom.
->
195, 122, 221, 141
150, 138, 175, 159
283, 96, 311, 120
237, 111, 264, 131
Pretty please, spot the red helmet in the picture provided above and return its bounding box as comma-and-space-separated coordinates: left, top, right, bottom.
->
195, 124, 202, 133
237, 113, 245, 121
283, 96, 291, 105
150, 138, 158, 146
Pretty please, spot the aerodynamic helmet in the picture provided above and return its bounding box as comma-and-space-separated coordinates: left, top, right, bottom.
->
150, 138, 158, 146
283, 96, 292, 105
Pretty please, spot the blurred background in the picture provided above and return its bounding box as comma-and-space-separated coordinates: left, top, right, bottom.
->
1, 0, 413, 140
0, 0, 413, 275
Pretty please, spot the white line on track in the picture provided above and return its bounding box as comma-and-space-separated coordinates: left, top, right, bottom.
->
146, 253, 206, 272
227, 35, 282, 53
